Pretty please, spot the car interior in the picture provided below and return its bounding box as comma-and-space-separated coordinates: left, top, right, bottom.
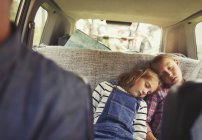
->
10, 0, 202, 139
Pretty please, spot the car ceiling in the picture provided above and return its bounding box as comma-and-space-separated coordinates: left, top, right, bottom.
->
54, 0, 202, 27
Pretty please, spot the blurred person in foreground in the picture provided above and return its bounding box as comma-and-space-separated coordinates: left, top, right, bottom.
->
0, 0, 93, 140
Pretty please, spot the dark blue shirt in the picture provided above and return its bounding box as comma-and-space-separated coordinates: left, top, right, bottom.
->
0, 28, 93, 140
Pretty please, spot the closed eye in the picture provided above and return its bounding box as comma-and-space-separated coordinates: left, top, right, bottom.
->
145, 81, 151, 89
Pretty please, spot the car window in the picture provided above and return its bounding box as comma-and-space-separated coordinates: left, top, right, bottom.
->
195, 22, 202, 60
10, 0, 23, 22
33, 7, 48, 46
76, 19, 161, 53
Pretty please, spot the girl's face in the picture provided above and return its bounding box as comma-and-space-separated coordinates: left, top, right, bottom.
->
155, 58, 183, 86
128, 77, 158, 98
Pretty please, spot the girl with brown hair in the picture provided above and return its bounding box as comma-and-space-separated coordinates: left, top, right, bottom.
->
93, 68, 159, 140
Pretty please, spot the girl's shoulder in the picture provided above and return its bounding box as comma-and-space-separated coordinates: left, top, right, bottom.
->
98, 81, 114, 93
139, 99, 147, 107
99, 81, 114, 88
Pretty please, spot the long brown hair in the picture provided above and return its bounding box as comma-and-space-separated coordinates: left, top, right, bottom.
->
117, 68, 159, 93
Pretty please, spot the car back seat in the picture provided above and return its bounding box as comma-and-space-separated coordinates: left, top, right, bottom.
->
35, 46, 199, 91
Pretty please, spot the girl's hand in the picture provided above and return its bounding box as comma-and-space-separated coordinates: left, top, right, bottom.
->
146, 131, 157, 140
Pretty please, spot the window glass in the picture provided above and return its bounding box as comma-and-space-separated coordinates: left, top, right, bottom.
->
33, 7, 48, 46
10, 0, 21, 22
195, 22, 202, 59
76, 19, 161, 53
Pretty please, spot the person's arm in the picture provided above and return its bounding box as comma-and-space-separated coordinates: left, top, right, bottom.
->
92, 81, 106, 112
145, 93, 158, 140
132, 100, 148, 140
39, 69, 94, 140
147, 131, 157, 140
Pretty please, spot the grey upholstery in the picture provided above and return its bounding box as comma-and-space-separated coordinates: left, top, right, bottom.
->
36, 46, 199, 91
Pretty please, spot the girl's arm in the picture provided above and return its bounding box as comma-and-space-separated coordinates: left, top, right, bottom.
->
92, 82, 105, 112
132, 100, 148, 140
92, 81, 113, 112
145, 93, 158, 139
146, 131, 157, 140
145, 94, 158, 126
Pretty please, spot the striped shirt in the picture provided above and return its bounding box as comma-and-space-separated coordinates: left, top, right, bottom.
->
92, 81, 147, 140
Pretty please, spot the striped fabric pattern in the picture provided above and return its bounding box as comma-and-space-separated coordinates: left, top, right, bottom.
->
92, 81, 147, 140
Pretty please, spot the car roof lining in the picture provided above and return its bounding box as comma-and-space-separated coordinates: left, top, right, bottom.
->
54, 0, 202, 27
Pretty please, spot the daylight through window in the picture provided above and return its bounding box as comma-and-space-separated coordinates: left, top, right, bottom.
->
76, 19, 161, 53
195, 22, 202, 60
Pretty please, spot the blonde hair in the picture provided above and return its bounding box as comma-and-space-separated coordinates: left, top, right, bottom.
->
118, 68, 159, 93
150, 54, 174, 73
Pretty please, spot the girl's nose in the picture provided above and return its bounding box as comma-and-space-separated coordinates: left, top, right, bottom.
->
166, 70, 172, 77
144, 88, 151, 95
141, 91, 146, 96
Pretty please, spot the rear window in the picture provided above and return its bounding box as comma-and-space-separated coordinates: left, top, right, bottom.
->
76, 19, 161, 53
